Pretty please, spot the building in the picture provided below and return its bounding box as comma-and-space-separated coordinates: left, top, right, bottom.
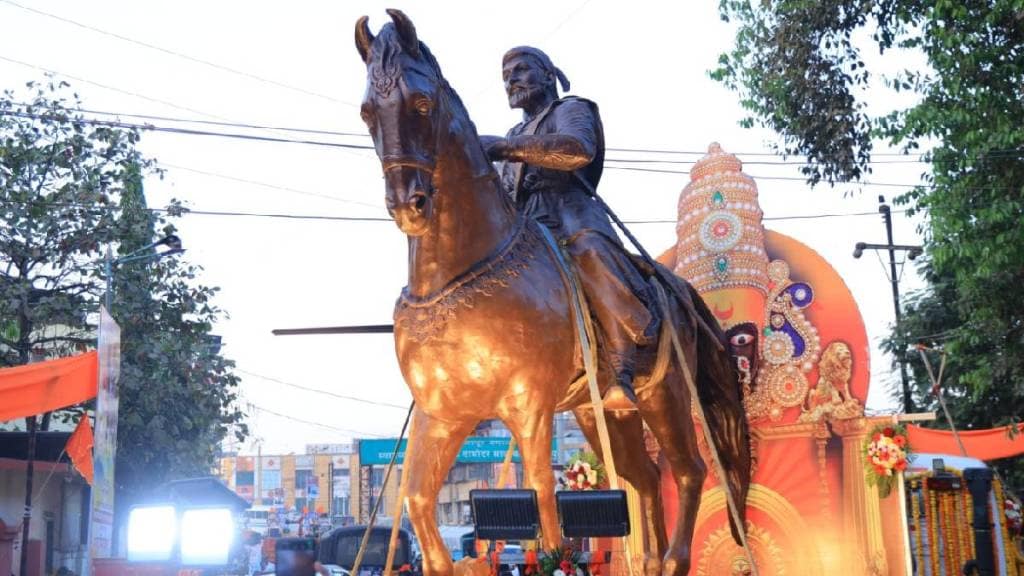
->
218, 417, 589, 528
0, 431, 91, 576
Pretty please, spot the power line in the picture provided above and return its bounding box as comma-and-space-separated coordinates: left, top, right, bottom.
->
247, 404, 386, 438
6, 100, 1021, 170
238, 369, 408, 410
604, 164, 931, 188
161, 162, 384, 210
625, 209, 908, 224
0, 109, 375, 151
0, 54, 228, 122
0, 198, 908, 224
2, 111, 946, 190
0, 0, 358, 108
0, 198, 392, 222
63, 106, 370, 139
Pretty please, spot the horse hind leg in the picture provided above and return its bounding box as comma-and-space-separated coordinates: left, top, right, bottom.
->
636, 357, 706, 576
404, 407, 476, 576
572, 406, 667, 576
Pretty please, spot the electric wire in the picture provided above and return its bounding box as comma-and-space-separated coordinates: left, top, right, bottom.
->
0, 198, 907, 224
0, 0, 358, 108
0, 54, 233, 124
247, 404, 387, 438
0, 110, 950, 190
238, 369, 408, 410
160, 162, 384, 210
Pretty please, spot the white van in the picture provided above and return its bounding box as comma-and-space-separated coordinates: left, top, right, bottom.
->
244, 505, 273, 534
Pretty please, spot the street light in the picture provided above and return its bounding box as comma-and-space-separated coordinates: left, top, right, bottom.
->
104, 233, 185, 311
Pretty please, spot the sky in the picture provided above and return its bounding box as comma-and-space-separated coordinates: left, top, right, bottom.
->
0, 1, 931, 455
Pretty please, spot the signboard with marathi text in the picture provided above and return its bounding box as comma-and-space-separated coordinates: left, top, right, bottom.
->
357, 437, 557, 466
89, 307, 120, 561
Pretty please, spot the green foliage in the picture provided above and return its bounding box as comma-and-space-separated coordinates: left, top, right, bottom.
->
536, 546, 580, 576
112, 160, 248, 507
717, 0, 1024, 491
0, 79, 125, 365
0, 78, 247, 501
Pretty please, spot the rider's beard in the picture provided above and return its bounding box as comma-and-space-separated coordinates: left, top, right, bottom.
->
508, 83, 543, 110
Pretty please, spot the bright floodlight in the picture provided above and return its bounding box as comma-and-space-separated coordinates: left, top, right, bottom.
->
180, 508, 235, 565
126, 506, 177, 562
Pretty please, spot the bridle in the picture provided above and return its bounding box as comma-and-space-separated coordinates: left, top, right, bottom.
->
376, 72, 497, 190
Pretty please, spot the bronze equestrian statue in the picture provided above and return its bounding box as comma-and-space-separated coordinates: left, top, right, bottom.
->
354, 10, 750, 576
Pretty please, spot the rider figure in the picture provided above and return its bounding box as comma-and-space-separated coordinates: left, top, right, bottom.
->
482, 46, 659, 410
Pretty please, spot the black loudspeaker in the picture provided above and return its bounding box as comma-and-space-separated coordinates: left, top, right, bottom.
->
556, 490, 630, 538
469, 489, 540, 540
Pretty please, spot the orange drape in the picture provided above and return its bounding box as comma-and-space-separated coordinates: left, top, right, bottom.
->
0, 351, 98, 421
907, 423, 1024, 461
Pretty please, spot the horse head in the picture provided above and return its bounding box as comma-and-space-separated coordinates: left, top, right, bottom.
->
355, 9, 453, 237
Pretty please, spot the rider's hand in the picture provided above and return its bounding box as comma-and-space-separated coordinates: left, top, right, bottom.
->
479, 135, 510, 161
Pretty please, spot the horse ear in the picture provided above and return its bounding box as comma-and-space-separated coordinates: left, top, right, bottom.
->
355, 16, 374, 63
386, 8, 419, 57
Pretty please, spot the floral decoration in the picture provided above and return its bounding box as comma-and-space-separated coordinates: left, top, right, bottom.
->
1005, 497, 1022, 536
563, 451, 606, 491
863, 423, 911, 498
530, 546, 581, 576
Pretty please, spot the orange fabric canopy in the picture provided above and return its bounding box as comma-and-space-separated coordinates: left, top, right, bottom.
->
907, 423, 1024, 461
0, 351, 98, 422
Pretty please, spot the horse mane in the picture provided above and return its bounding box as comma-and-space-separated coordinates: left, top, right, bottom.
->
370, 25, 477, 139
371, 24, 508, 214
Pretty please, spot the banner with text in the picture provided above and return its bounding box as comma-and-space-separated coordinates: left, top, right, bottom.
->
358, 436, 557, 466
90, 307, 120, 561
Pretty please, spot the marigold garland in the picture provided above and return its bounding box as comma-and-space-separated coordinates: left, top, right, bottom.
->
995, 479, 1020, 574
925, 480, 940, 576
863, 423, 911, 498
910, 477, 925, 570
961, 485, 975, 559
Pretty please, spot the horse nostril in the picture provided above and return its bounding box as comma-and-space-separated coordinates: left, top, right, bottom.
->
410, 192, 428, 213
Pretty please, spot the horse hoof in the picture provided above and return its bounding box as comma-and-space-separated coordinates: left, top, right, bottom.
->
661, 556, 690, 576
643, 557, 662, 576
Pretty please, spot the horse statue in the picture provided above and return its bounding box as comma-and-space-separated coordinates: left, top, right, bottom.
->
353, 10, 751, 576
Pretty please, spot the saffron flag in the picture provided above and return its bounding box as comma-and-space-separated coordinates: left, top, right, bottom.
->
66, 417, 95, 485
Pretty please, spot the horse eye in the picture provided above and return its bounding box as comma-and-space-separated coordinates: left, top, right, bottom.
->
413, 96, 433, 116
730, 333, 753, 346
360, 105, 375, 126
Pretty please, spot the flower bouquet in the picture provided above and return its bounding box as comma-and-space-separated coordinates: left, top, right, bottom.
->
563, 451, 606, 491
863, 424, 911, 498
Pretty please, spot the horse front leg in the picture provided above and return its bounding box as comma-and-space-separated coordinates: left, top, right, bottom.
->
504, 403, 559, 550
405, 406, 476, 576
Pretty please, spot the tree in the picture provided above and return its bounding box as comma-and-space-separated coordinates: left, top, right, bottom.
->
111, 161, 248, 517
1, 79, 247, 517
714, 0, 1024, 487
882, 261, 1024, 487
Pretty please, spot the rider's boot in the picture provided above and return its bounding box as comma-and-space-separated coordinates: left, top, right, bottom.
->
602, 346, 639, 411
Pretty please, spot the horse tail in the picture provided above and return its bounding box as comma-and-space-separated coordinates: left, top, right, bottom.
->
655, 268, 751, 546
686, 281, 752, 546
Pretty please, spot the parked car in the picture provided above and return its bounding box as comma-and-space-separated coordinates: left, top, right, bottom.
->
319, 525, 417, 576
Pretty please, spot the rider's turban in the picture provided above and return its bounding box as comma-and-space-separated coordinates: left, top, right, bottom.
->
502, 46, 571, 93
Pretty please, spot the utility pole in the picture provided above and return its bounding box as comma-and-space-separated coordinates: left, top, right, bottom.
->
853, 196, 923, 413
